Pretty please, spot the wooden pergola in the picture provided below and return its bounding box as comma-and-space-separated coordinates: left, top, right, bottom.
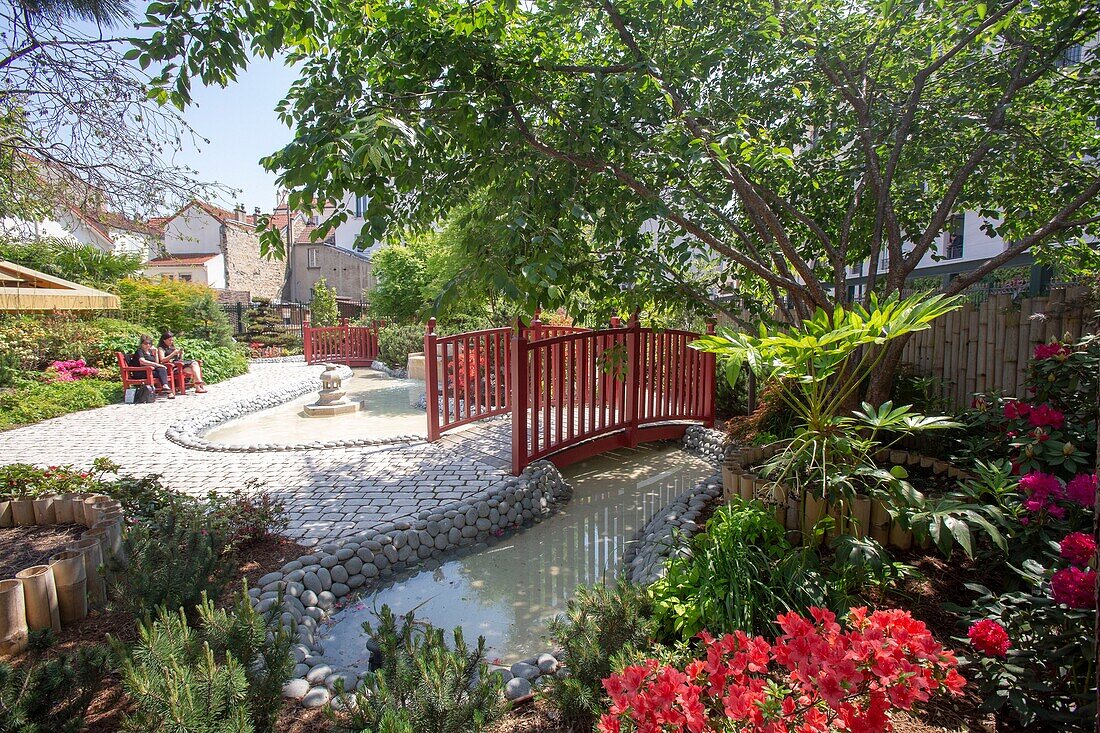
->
0, 260, 120, 311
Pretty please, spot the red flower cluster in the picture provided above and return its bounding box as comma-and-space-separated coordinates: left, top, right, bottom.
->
1019, 471, 1067, 518
967, 620, 1010, 658
599, 607, 964, 733
47, 358, 99, 382
1050, 566, 1097, 610
1002, 400, 1030, 420
1066, 473, 1097, 508
1033, 341, 1071, 361
1027, 404, 1065, 430
1059, 532, 1096, 568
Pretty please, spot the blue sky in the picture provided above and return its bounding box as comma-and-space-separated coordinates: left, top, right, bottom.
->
174, 55, 300, 212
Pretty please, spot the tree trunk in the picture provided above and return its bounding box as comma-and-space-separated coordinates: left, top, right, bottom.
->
864, 336, 911, 405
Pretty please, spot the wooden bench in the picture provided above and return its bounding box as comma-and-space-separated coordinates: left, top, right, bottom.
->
115, 351, 156, 390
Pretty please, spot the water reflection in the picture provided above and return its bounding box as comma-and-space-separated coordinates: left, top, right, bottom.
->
319, 443, 713, 666
204, 369, 427, 445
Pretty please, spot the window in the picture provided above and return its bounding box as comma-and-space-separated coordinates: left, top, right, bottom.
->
179, 273, 192, 282
946, 213, 965, 260
1058, 44, 1083, 67
307, 248, 320, 269
354, 195, 369, 218
849, 262, 862, 276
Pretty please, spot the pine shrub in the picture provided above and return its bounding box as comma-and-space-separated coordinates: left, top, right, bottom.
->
112, 607, 253, 733
197, 586, 295, 732
540, 580, 658, 730
110, 508, 236, 619
243, 298, 300, 350
331, 606, 506, 733
0, 647, 109, 733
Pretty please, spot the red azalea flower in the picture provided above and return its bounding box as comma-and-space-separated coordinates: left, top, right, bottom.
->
967, 620, 1011, 657
1059, 532, 1097, 568
1051, 567, 1097, 609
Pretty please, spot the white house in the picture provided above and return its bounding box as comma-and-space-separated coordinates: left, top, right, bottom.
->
143, 200, 286, 299
2, 205, 161, 259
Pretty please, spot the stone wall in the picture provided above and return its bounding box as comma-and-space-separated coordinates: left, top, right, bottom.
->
287, 242, 375, 302
222, 223, 287, 299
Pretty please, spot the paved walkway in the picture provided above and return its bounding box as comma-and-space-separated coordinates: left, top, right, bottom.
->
0, 363, 511, 547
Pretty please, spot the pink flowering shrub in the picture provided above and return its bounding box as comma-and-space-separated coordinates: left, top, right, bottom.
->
599, 608, 964, 733
1059, 532, 1096, 568
45, 358, 99, 382
1050, 566, 1096, 610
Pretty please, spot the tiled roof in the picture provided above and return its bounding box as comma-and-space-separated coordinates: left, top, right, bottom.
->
145, 252, 218, 266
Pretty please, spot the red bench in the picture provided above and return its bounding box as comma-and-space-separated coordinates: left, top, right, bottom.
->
167, 360, 203, 394
115, 351, 156, 390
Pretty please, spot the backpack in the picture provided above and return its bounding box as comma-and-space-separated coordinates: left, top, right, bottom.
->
125, 385, 157, 404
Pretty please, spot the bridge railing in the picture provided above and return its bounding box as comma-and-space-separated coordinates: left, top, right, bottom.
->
510, 317, 715, 474
303, 318, 381, 366
424, 321, 513, 440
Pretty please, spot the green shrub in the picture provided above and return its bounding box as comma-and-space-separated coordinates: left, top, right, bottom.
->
113, 607, 253, 733
243, 299, 300, 350
196, 586, 296, 732
540, 580, 657, 730
310, 277, 339, 327
114, 278, 235, 346
378, 323, 424, 369
110, 507, 236, 619
0, 378, 120, 430
649, 499, 842, 639
175, 338, 248, 382
0, 646, 110, 733
331, 606, 506, 733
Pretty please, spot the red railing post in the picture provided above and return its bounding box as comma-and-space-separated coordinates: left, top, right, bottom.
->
303, 318, 312, 363
425, 318, 440, 442
531, 308, 542, 341
624, 311, 641, 447
704, 319, 716, 427
511, 326, 529, 475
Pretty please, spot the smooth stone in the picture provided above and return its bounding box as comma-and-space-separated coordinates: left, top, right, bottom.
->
259, 572, 284, 587
317, 567, 333, 590
344, 557, 363, 575
537, 654, 558, 673
335, 548, 355, 561
317, 591, 337, 609
505, 677, 531, 700
300, 590, 319, 607
293, 663, 309, 678
280, 561, 303, 574
347, 574, 366, 588
331, 582, 350, 597
320, 555, 339, 569
302, 686, 331, 708
303, 572, 323, 595
282, 678, 310, 699
510, 662, 539, 680
330, 565, 349, 584
306, 665, 332, 684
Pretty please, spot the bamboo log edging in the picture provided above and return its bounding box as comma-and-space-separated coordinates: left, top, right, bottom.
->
0, 580, 27, 655
720, 446, 974, 551
0, 493, 126, 655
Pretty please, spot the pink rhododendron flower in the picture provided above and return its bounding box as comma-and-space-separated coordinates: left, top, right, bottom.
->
1059, 532, 1097, 568
1027, 404, 1065, 430
1019, 472, 1065, 515
967, 620, 1010, 658
1051, 567, 1096, 609
1066, 474, 1097, 508
1003, 400, 1031, 420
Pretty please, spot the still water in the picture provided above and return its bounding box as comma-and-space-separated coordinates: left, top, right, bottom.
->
204, 369, 427, 445
317, 443, 713, 668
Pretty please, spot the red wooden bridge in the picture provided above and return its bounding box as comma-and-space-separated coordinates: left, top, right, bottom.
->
302, 314, 715, 474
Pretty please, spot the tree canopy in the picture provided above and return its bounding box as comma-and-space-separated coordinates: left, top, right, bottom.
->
135, 0, 1099, 324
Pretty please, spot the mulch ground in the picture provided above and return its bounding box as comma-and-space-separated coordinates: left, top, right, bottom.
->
0, 522, 86, 579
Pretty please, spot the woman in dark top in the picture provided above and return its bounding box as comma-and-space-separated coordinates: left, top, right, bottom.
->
132, 334, 173, 398
157, 331, 206, 393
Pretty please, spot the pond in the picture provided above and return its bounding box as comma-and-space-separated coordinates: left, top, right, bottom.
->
316, 442, 713, 670
203, 369, 426, 446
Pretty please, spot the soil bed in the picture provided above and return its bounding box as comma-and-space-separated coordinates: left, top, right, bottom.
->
0, 522, 86, 578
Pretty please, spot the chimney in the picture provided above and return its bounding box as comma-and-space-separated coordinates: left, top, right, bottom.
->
234, 203, 246, 222
253, 206, 261, 217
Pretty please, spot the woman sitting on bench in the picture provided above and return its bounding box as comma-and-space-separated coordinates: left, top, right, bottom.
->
132, 334, 173, 398
158, 331, 206, 393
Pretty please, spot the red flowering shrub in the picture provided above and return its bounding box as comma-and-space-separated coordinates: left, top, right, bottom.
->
967, 620, 1010, 658
599, 607, 964, 733
1026, 403, 1065, 430
1050, 566, 1097, 610
1033, 341, 1072, 361
1059, 532, 1097, 568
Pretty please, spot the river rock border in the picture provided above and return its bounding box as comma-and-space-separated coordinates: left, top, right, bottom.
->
622, 425, 728, 585
164, 364, 426, 452
254, 460, 571, 708
249, 355, 307, 364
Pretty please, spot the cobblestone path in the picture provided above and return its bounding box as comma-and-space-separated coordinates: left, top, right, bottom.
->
0, 362, 511, 546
